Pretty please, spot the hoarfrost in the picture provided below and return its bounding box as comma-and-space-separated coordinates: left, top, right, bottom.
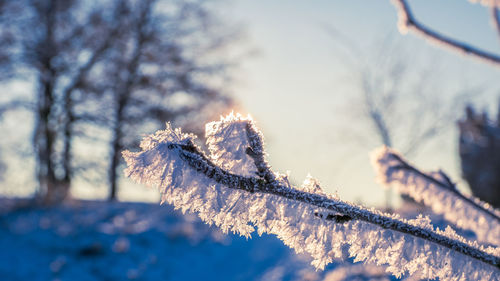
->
371, 146, 500, 247
205, 113, 258, 177
323, 264, 393, 281
124, 114, 500, 280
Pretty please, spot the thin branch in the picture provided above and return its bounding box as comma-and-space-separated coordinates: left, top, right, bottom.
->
73, 113, 110, 127
388, 152, 500, 223
244, 122, 277, 183
168, 141, 500, 269
401, 126, 438, 155
61, 22, 120, 102
492, 6, 500, 45
0, 99, 34, 117
391, 0, 500, 67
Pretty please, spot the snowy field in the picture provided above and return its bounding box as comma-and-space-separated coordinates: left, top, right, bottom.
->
0, 199, 483, 281
0, 199, 330, 281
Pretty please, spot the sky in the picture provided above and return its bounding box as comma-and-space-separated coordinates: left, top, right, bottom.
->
209, 0, 500, 206
2, 0, 500, 207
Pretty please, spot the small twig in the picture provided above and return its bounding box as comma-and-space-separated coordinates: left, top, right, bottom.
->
169, 142, 500, 269
0, 99, 34, 117
492, 6, 500, 46
388, 152, 500, 223
391, 0, 500, 67
244, 122, 277, 184
314, 212, 352, 223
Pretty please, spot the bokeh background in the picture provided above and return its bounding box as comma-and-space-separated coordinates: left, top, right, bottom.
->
1, 0, 499, 280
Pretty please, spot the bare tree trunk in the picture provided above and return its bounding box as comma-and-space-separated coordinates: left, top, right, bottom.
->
33, 1, 69, 204
61, 98, 73, 187
35, 2, 57, 199
35, 71, 65, 203
107, 4, 149, 201
108, 97, 126, 201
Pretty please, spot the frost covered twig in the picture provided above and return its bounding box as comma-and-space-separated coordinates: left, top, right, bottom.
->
124, 113, 500, 280
372, 146, 500, 246
492, 6, 500, 45
171, 141, 499, 266
391, 0, 500, 67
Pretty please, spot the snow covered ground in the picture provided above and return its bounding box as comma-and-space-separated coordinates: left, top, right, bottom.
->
0, 199, 329, 281
1, 199, 443, 280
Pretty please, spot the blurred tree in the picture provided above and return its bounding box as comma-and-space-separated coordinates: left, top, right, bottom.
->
0, 0, 121, 203
388, 1, 500, 207
0, 0, 238, 203
91, 0, 236, 201
458, 105, 500, 208
327, 31, 473, 208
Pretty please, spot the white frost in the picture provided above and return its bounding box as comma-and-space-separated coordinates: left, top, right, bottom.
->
124, 114, 500, 280
205, 113, 258, 177
371, 146, 500, 247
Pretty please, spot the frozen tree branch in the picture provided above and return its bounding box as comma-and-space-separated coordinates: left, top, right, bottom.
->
492, 6, 500, 45
169, 141, 498, 265
470, 0, 500, 8
391, 0, 500, 67
124, 113, 499, 279
0, 99, 34, 117
372, 146, 500, 246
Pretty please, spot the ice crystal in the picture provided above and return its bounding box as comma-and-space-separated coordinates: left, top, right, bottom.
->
124, 114, 500, 280
205, 113, 258, 177
371, 146, 500, 247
